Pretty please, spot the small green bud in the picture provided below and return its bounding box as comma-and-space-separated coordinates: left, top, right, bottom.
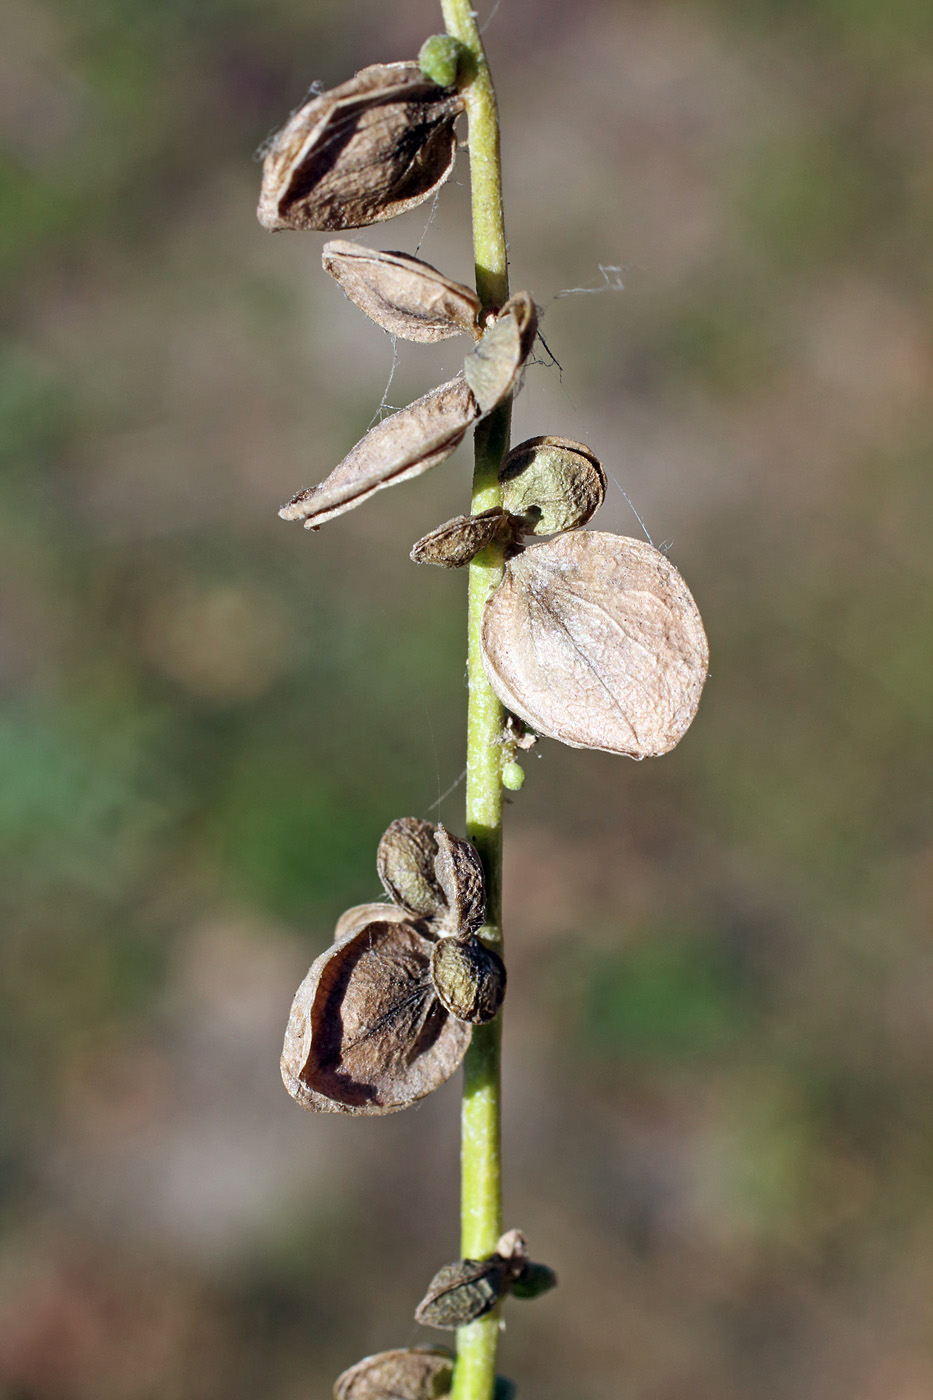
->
502, 761, 525, 791
418, 35, 464, 88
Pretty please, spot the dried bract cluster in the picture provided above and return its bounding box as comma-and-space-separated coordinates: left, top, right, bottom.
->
258, 64, 463, 231
281, 818, 504, 1115
415, 1229, 557, 1329
481, 531, 709, 757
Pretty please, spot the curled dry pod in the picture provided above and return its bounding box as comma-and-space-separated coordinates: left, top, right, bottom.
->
258, 63, 463, 232
280, 376, 479, 528
433, 825, 485, 937
415, 1257, 509, 1329
323, 242, 481, 343
431, 934, 505, 1024
376, 817, 448, 920
334, 1346, 453, 1400
481, 532, 709, 758
411, 507, 512, 568
281, 906, 470, 1114
463, 292, 538, 413
499, 436, 606, 536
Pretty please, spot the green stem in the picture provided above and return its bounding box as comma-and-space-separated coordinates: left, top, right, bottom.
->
440, 5, 510, 1399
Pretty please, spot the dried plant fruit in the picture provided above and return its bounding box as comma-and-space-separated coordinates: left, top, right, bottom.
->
499, 436, 606, 536
463, 292, 538, 413
281, 910, 471, 1115
430, 934, 506, 1024
323, 242, 482, 343
334, 1346, 454, 1400
258, 64, 463, 232
510, 1261, 558, 1299
377, 817, 448, 920
415, 1257, 509, 1328
481, 532, 709, 757
280, 376, 479, 529
411, 507, 513, 568
433, 825, 486, 937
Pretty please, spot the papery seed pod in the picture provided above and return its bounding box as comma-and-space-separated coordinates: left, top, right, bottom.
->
280, 376, 479, 528
430, 934, 506, 1024
414, 1257, 508, 1329
499, 436, 606, 536
323, 242, 482, 343
281, 911, 470, 1114
376, 817, 447, 920
463, 292, 538, 413
411, 507, 513, 568
334, 1346, 454, 1400
258, 64, 463, 232
481, 532, 709, 757
433, 826, 485, 936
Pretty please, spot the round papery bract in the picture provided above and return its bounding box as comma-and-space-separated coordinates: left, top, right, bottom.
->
499, 436, 606, 535
334, 1346, 454, 1400
480, 532, 709, 758
281, 915, 471, 1114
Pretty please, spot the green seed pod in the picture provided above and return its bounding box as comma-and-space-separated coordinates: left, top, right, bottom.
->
430, 933, 506, 1024
499, 436, 606, 536
376, 817, 447, 919
418, 35, 467, 89
414, 1256, 508, 1329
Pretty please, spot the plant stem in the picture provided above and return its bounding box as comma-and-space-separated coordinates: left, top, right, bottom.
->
441, 4, 510, 1399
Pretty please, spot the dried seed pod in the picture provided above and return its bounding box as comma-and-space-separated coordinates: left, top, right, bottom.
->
323, 242, 481, 343
430, 934, 506, 1024
258, 64, 463, 232
376, 817, 447, 920
433, 826, 485, 936
280, 376, 479, 529
463, 292, 538, 413
481, 532, 709, 758
334, 1346, 454, 1400
499, 436, 606, 536
281, 913, 471, 1114
415, 1257, 509, 1329
411, 508, 513, 568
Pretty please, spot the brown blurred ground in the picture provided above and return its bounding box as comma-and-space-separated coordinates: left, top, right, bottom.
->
1, 0, 932, 1396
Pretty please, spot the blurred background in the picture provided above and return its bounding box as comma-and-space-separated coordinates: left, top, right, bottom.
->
1, 0, 932, 1396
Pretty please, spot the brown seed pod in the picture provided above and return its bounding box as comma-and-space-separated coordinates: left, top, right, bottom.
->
281, 910, 471, 1114
411, 508, 513, 568
414, 1257, 509, 1329
279, 376, 479, 529
430, 934, 505, 1024
433, 825, 486, 937
480, 532, 709, 758
376, 817, 448, 920
322, 242, 482, 343
463, 292, 538, 414
258, 64, 463, 232
334, 1346, 454, 1400
499, 436, 606, 536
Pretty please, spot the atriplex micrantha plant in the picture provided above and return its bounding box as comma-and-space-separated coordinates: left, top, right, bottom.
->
257, 6, 709, 1399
